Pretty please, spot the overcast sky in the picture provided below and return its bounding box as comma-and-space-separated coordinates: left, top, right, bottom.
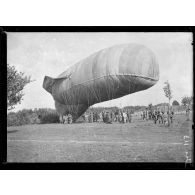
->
7, 32, 193, 111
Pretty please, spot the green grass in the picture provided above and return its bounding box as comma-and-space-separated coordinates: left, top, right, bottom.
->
7, 114, 193, 162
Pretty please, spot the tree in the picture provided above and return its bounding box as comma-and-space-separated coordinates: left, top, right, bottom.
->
7, 64, 32, 110
163, 81, 172, 126
181, 96, 192, 107
148, 103, 152, 109
172, 100, 180, 106
163, 81, 172, 104
148, 103, 153, 120
181, 96, 192, 120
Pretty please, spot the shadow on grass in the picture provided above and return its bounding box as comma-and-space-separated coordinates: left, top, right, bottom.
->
7, 130, 18, 133
75, 121, 85, 124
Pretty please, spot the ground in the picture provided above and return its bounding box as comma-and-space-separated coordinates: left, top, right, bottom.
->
7, 114, 193, 162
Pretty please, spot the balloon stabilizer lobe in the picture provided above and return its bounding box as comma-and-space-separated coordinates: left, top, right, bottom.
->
43, 43, 159, 121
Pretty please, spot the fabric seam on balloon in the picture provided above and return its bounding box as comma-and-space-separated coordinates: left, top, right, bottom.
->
61, 73, 158, 90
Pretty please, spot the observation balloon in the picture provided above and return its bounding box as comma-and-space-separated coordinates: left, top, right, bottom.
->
43, 43, 159, 121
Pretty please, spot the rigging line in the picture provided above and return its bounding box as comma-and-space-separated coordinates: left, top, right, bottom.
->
90, 82, 100, 102
106, 76, 112, 100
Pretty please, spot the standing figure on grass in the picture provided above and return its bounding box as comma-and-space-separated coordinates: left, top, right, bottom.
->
162, 111, 165, 124
118, 112, 122, 123
106, 112, 112, 124
170, 111, 174, 123
62, 115, 67, 124
127, 110, 130, 123
89, 112, 93, 123
115, 110, 119, 122
84, 112, 89, 123
59, 115, 64, 124
82, 114, 85, 122
68, 114, 72, 124
123, 111, 127, 123
143, 111, 146, 120
128, 112, 132, 123
186, 106, 190, 121
186, 107, 190, 115
110, 111, 114, 122
158, 111, 163, 124
157, 110, 160, 122
145, 109, 148, 121
121, 111, 124, 123
153, 111, 158, 124
99, 112, 103, 122
163, 112, 168, 126
95, 112, 98, 122
148, 110, 152, 120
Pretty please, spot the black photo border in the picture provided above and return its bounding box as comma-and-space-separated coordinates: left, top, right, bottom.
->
0, 26, 194, 170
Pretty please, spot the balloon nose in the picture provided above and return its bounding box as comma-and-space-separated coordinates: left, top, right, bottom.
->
119, 44, 159, 82
137, 47, 159, 81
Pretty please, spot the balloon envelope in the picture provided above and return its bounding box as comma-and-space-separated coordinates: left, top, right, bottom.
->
43, 43, 159, 120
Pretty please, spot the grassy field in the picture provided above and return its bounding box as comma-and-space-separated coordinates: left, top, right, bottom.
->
7, 114, 193, 162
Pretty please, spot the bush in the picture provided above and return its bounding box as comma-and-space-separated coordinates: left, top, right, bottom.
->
7, 108, 60, 126
7, 110, 32, 126
7, 112, 19, 126
172, 100, 180, 106
40, 112, 60, 124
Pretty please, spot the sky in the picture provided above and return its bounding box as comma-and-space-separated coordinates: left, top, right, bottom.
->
7, 32, 193, 112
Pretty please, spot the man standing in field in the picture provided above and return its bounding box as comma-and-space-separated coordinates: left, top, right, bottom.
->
63, 115, 68, 124
94, 112, 98, 122
127, 110, 130, 123
99, 112, 103, 122
59, 115, 64, 124
120, 110, 124, 123
145, 109, 148, 121
163, 112, 168, 126
123, 111, 127, 123
115, 110, 119, 122
129, 112, 132, 123
90, 112, 94, 123
67, 114, 72, 124
170, 111, 174, 123
153, 110, 158, 124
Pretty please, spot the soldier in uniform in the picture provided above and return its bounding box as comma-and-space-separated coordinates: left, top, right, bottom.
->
114, 110, 119, 122
153, 110, 158, 124
68, 114, 72, 124
59, 115, 63, 124
170, 111, 174, 123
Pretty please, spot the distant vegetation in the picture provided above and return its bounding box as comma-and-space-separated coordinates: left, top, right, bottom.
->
181, 96, 193, 107
7, 108, 59, 126
172, 100, 180, 106
7, 102, 188, 127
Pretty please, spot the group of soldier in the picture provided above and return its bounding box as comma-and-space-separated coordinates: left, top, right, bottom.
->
59, 108, 177, 125
83, 110, 132, 124
141, 109, 174, 125
59, 114, 73, 124
59, 110, 133, 124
